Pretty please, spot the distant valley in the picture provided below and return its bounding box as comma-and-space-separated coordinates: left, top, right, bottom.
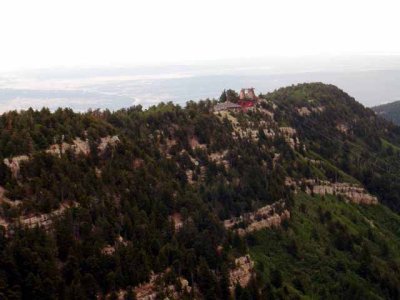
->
1, 57, 400, 113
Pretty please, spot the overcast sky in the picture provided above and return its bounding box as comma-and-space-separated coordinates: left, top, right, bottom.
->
0, 0, 399, 72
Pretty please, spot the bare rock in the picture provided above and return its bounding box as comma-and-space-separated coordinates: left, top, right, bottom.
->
224, 200, 290, 235
229, 255, 254, 290
98, 135, 120, 153
0, 186, 21, 207
18, 202, 78, 230
279, 127, 297, 136
189, 136, 207, 150
170, 212, 183, 231
3, 155, 29, 178
46, 137, 90, 156
297, 107, 311, 116
286, 177, 378, 205
279, 127, 300, 149
132, 272, 192, 300
336, 123, 349, 134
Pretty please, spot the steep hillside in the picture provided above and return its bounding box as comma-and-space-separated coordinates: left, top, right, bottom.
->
259, 83, 400, 212
373, 100, 400, 125
250, 193, 400, 299
0, 83, 400, 299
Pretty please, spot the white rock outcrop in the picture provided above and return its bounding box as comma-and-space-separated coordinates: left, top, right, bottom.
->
286, 178, 378, 205
98, 135, 120, 154
229, 255, 254, 291
18, 202, 78, 230
224, 200, 290, 236
46, 137, 90, 156
132, 272, 192, 300
5, 136, 119, 173
279, 127, 301, 149
3, 155, 29, 178
169, 212, 183, 231
336, 123, 349, 134
297, 107, 311, 116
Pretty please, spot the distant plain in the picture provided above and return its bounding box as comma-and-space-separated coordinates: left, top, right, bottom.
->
1, 55, 399, 112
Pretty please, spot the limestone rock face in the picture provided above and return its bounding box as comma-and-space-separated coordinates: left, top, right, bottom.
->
46, 135, 119, 157
170, 212, 183, 231
189, 136, 207, 150
18, 202, 78, 230
232, 127, 260, 141
73, 137, 91, 155
0, 186, 69, 232
224, 200, 290, 236
0, 187, 12, 229
336, 123, 350, 134
263, 128, 276, 138
312, 105, 325, 113
101, 245, 116, 256
46, 137, 90, 156
134, 274, 158, 300
229, 255, 254, 290
279, 126, 297, 136
279, 127, 301, 149
0, 217, 7, 229
209, 150, 229, 169
286, 178, 378, 205
216, 108, 279, 144
297, 107, 311, 116
101, 236, 128, 256
98, 135, 120, 154
185, 169, 195, 184
0, 186, 21, 207
3, 155, 29, 178
5, 136, 119, 177
243, 210, 290, 235
257, 107, 275, 119
131, 272, 192, 300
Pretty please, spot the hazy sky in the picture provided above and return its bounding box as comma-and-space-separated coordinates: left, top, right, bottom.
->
1, 0, 399, 72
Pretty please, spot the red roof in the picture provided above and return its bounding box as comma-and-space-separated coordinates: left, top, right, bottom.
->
239, 100, 255, 108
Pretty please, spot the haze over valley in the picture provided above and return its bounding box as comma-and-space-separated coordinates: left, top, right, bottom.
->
1, 55, 399, 112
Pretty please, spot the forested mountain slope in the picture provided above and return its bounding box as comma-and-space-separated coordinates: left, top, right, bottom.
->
373, 100, 400, 125
0, 83, 400, 299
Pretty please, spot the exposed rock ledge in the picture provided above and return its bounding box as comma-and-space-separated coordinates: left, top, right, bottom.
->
285, 177, 378, 205
3, 155, 29, 178
18, 202, 78, 230
111, 256, 254, 300
229, 255, 255, 292
279, 127, 301, 149
46, 137, 90, 156
4, 135, 119, 178
47, 135, 120, 156
224, 200, 290, 236
0, 202, 78, 233
112, 271, 193, 300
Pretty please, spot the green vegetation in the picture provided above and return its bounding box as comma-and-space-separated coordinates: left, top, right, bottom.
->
262, 83, 400, 212
373, 100, 400, 125
250, 193, 400, 299
0, 83, 399, 299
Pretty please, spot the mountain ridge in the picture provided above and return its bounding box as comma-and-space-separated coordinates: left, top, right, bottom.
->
0, 82, 400, 299
372, 100, 400, 125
